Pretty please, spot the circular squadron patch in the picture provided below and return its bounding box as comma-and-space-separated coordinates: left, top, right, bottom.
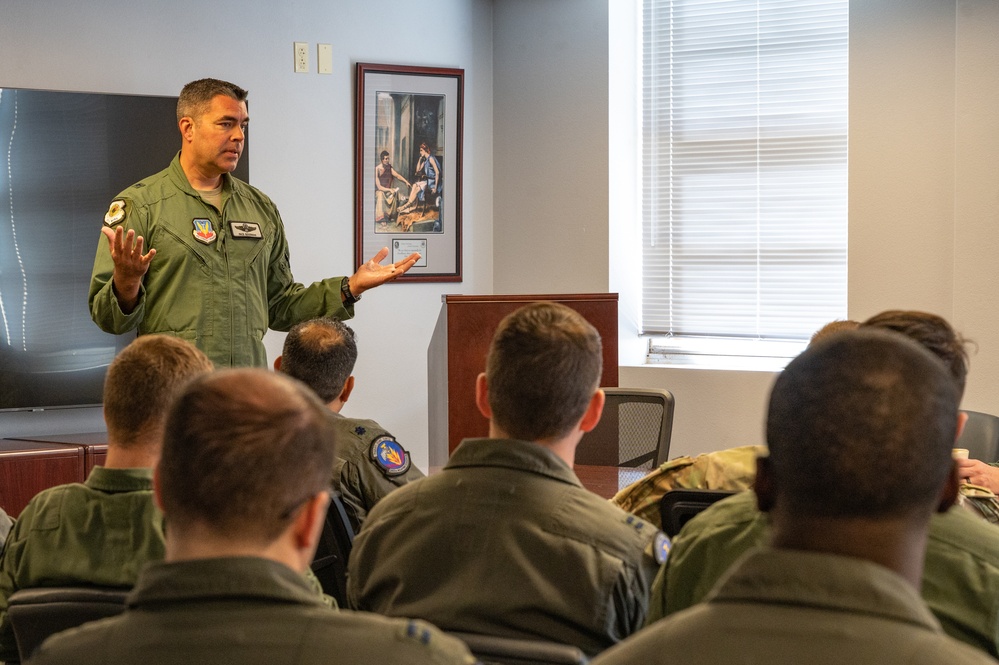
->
653, 531, 671, 565
104, 200, 126, 226
369, 436, 411, 477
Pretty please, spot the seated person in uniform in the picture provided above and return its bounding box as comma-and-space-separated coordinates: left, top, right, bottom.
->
275, 317, 424, 533
347, 302, 666, 658
0, 335, 213, 662
612, 319, 860, 527
29, 369, 474, 665
592, 330, 995, 665
0, 510, 10, 556
648, 311, 999, 658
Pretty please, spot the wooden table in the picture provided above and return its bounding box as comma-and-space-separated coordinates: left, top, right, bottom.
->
573, 465, 648, 499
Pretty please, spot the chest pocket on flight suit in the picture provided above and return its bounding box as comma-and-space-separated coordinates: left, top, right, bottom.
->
146, 223, 214, 341
230, 220, 272, 341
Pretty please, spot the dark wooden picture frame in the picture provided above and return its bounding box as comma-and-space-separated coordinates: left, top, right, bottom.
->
354, 63, 464, 282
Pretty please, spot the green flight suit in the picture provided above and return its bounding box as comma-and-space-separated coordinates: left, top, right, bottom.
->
594, 548, 997, 665
649, 489, 999, 657
0, 510, 11, 557
329, 413, 424, 533
0, 467, 164, 662
28, 557, 475, 665
89, 154, 353, 368
348, 438, 664, 658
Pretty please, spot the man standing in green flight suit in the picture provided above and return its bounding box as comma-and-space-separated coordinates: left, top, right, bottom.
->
90, 78, 418, 368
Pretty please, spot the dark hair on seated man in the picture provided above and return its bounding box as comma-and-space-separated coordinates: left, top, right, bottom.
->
158, 369, 337, 544
278, 318, 358, 404
763, 329, 960, 521
861, 310, 970, 398
486, 301, 603, 442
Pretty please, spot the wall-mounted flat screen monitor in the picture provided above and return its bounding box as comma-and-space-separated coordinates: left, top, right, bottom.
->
0, 87, 249, 411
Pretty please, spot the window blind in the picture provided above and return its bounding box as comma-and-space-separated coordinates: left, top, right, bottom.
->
642, 0, 848, 349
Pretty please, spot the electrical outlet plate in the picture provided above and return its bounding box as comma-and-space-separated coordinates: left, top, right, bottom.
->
318, 44, 333, 75
294, 42, 308, 73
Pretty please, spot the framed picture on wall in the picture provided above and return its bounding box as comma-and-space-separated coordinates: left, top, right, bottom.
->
354, 62, 464, 282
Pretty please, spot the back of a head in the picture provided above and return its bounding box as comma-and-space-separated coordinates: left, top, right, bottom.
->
767, 330, 959, 519
861, 310, 969, 398
103, 335, 213, 448
177, 78, 248, 123
281, 318, 357, 403
158, 369, 337, 544
486, 302, 602, 442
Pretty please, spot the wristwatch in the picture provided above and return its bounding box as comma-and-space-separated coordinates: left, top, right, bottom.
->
340, 276, 361, 305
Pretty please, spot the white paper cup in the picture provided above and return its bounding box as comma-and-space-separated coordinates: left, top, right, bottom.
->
953, 448, 970, 460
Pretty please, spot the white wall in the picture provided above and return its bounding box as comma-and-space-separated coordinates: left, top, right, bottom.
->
495, 0, 999, 458
0, 0, 494, 471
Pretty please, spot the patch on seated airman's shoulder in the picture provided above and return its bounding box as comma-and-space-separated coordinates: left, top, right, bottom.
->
653, 531, 671, 564
370, 435, 411, 477
104, 200, 126, 226
354, 425, 367, 436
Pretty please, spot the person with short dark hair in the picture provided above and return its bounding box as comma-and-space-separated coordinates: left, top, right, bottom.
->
347, 302, 664, 657
275, 317, 423, 532
0, 335, 213, 661
593, 330, 994, 665
645, 311, 999, 655
28, 369, 474, 665
90, 77, 419, 368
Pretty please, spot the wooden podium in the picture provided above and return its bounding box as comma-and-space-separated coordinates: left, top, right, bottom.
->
427, 293, 618, 466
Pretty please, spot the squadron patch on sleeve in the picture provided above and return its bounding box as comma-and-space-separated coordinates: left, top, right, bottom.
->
653, 531, 672, 565
369, 435, 411, 477
104, 200, 126, 226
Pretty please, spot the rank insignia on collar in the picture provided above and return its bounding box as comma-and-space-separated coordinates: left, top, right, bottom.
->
192, 218, 217, 244
229, 221, 262, 239
370, 436, 411, 477
104, 200, 126, 226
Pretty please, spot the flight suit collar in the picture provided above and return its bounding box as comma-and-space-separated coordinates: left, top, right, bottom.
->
711, 546, 942, 632
127, 556, 325, 609
445, 437, 583, 489
166, 152, 236, 200
85, 466, 154, 493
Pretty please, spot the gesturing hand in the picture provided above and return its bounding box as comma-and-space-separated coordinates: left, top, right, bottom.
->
348, 247, 420, 296
101, 226, 155, 313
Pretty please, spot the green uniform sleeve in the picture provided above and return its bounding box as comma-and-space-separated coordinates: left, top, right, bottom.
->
88, 199, 148, 334
263, 212, 353, 331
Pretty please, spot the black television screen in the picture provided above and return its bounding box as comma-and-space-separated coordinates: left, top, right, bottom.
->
0, 87, 249, 411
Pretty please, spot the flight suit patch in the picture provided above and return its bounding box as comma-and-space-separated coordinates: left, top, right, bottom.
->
370, 436, 411, 477
354, 426, 367, 436
104, 200, 126, 226
192, 218, 217, 244
229, 221, 262, 238
653, 531, 671, 565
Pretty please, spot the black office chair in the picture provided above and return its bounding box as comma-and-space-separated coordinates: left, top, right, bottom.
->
7, 586, 128, 662
659, 489, 737, 538
310, 493, 355, 607
958, 410, 999, 463
446, 631, 588, 665
576, 388, 675, 469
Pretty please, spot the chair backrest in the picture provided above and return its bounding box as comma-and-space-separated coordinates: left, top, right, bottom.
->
446, 631, 588, 665
576, 388, 675, 469
310, 493, 355, 607
958, 410, 999, 463
659, 489, 737, 538
7, 586, 128, 662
